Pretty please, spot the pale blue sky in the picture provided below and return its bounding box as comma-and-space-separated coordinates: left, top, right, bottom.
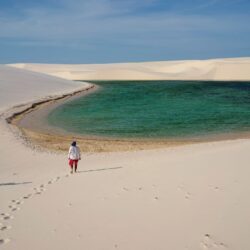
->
0, 0, 249, 63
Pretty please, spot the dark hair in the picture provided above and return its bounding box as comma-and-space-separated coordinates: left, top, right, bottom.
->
71, 141, 76, 146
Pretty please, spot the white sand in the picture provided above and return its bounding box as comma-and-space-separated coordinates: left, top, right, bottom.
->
0, 61, 250, 249
9, 57, 250, 81
0, 65, 90, 112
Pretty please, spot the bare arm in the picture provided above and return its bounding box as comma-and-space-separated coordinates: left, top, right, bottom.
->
68, 146, 72, 159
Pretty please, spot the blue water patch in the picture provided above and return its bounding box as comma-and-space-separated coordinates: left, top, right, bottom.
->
47, 81, 250, 139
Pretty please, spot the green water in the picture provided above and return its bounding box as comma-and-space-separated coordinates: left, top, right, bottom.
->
48, 81, 250, 139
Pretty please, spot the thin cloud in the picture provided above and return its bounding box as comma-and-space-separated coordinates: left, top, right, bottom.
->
0, 0, 249, 62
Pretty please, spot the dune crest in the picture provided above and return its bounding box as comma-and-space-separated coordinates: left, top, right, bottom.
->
9, 57, 250, 81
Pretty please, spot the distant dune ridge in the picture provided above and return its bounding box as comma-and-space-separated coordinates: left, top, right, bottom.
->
8, 57, 250, 81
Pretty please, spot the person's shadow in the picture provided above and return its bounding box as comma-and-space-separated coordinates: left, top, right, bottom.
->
0, 181, 32, 187
77, 166, 122, 173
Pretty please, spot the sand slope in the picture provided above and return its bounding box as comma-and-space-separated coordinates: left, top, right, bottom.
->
0, 65, 91, 112
1, 63, 250, 249
0, 65, 90, 227
9, 57, 250, 81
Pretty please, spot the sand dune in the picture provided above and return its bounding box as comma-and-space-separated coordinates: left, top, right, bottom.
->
9, 57, 250, 81
1, 63, 250, 249
0, 65, 90, 112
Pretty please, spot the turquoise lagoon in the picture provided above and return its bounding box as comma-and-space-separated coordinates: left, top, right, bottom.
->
47, 81, 250, 139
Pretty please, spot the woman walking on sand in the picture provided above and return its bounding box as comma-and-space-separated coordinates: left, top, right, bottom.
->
68, 141, 81, 174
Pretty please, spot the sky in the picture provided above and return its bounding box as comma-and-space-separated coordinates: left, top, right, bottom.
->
0, 0, 249, 64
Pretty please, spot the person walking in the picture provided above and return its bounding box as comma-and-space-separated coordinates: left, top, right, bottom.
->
68, 141, 81, 173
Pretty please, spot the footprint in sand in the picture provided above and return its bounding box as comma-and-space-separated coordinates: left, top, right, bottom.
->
48, 176, 61, 184
55, 176, 61, 182
0, 238, 10, 245
33, 186, 46, 195
0, 225, 11, 231
0, 213, 13, 221
177, 185, 192, 200
200, 234, 227, 249
12, 200, 24, 205
39, 187, 46, 192
23, 194, 33, 199
9, 205, 20, 212
185, 192, 191, 200
50, 177, 60, 183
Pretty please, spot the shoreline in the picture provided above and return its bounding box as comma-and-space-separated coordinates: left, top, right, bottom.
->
9, 81, 250, 152
6, 84, 96, 124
